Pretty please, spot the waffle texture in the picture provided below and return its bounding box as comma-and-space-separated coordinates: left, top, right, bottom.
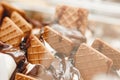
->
0, 17, 23, 47
27, 34, 54, 68
74, 43, 113, 80
43, 26, 73, 56
56, 5, 88, 35
11, 11, 32, 36
92, 38, 120, 70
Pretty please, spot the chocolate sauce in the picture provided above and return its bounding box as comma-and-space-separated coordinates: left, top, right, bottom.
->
20, 34, 31, 54
7, 51, 27, 80
0, 41, 27, 80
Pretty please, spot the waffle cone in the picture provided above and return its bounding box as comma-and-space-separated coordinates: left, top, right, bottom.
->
11, 11, 32, 36
15, 73, 37, 80
43, 26, 73, 56
0, 17, 23, 47
56, 5, 88, 35
1, 1, 25, 16
27, 34, 54, 68
74, 43, 113, 80
92, 38, 120, 70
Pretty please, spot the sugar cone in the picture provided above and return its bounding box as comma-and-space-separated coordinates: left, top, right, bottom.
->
15, 73, 37, 80
0, 17, 23, 47
92, 38, 120, 70
11, 11, 32, 37
43, 26, 73, 56
27, 34, 54, 68
56, 5, 88, 35
74, 43, 113, 80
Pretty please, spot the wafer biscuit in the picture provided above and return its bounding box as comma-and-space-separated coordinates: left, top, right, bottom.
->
0, 17, 23, 47
92, 38, 120, 70
74, 43, 112, 80
1, 1, 25, 16
56, 5, 88, 35
43, 26, 73, 56
15, 73, 37, 80
27, 34, 54, 68
11, 11, 32, 36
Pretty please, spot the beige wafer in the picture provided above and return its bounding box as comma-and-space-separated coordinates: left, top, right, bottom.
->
92, 38, 120, 70
15, 73, 37, 80
74, 43, 113, 80
1, 1, 25, 16
56, 5, 88, 35
11, 11, 32, 36
0, 17, 23, 47
27, 34, 54, 68
43, 26, 73, 56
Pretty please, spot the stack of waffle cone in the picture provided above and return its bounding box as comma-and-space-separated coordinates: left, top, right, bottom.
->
0, 17, 23, 47
56, 5, 88, 35
92, 38, 120, 70
27, 34, 54, 68
15, 73, 37, 80
11, 11, 32, 36
74, 43, 113, 80
43, 26, 73, 56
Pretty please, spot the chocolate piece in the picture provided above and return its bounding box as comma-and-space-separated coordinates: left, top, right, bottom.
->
0, 41, 11, 51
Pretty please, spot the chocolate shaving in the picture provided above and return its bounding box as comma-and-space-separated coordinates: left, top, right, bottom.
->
0, 41, 10, 51
20, 33, 31, 56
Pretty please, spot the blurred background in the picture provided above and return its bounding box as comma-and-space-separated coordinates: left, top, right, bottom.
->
3, 0, 120, 50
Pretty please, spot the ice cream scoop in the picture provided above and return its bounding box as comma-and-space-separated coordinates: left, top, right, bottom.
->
0, 41, 27, 80
0, 53, 16, 80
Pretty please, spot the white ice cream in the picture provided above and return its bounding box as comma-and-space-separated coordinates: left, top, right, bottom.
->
0, 53, 16, 80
